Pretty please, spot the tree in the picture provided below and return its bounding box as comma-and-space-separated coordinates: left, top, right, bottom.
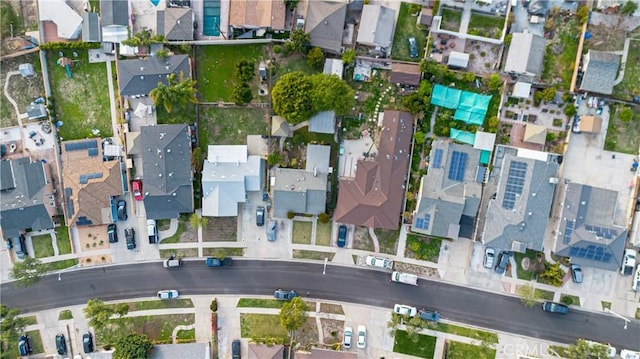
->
306, 47, 324, 69
516, 284, 539, 307
563, 104, 577, 118
484, 116, 499, 133
84, 299, 129, 330
621, 0, 638, 15
403, 93, 426, 115
565, 339, 611, 359
619, 106, 633, 122
189, 213, 209, 229
271, 72, 314, 124
192, 147, 203, 173
463, 72, 476, 82
386, 312, 403, 336
284, 0, 300, 9
232, 83, 253, 106
0, 305, 27, 352
414, 131, 426, 145
155, 48, 170, 59
149, 72, 198, 113
288, 29, 310, 54
10, 257, 47, 287
487, 74, 502, 91
576, 5, 589, 23
122, 29, 166, 47
267, 152, 283, 166
309, 73, 355, 115
279, 297, 307, 357
1, 3, 22, 38
114, 333, 153, 359
341, 49, 356, 66
236, 60, 255, 83
540, 262, 565, 287
540, 87, 556, 102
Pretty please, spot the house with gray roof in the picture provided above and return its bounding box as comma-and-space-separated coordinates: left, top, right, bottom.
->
117, 55, 191, 96
305, 1, 347, 53
157, 8, 194, 41
82, 12, 101, 42
272, 145, 331, 218
356, 4, 396, 50
481, 145, 559, 253
579, 50, 620, 95
504, 31, 546, 78
149, 343, 208, 359
202, 145, 263, 217
0, 157, 55, 238
309, 111, 336, 134
412, 140, 484, 240
100, 0, 129, 26
141, 125, 193, 219
554, 183, 627, 271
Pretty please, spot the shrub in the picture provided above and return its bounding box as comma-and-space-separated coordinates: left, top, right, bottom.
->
273, 45, 282, 54
210, 298, 218, 312
318, 213, 329, 223
561, 296, 574, 305
287, 211, 295, 219
40, 42, 101, 50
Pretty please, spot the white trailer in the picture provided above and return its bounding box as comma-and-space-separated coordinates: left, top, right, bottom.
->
391, 271, 418, 286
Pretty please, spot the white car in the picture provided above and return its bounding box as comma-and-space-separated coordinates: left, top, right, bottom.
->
393, 304, 417, 317
343, 327, 352, 349
356, 325, 366, 349
483, 247, 495, 269
157, 290, 179, 300
632, 264, 640, 292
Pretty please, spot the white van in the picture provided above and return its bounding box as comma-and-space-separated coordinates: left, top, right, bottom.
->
147, 219, 158, 244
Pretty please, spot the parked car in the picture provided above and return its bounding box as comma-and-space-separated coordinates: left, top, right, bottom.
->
132, 180, 143, 201
343, 326, 353, 349
337, 225, 347, 248
55, 333, 67, 355
117, 200, 127, 221
267, 220, 277, 242
14, 235, 27, 259
393, 304, 417, 317
633, 264, 640, 292
18, 335, 32, 356
494, 251, 510, 274
206, 257, 233, 267
483, 247, 495, 269
163, 255, 183, 268
621, 249, 637, 276
125, 227, 136, 250
542, 301, 569, 314
107, 223, 118, 243
157, 290, 179, 300
356, 325, 366, 349
273, 289, 297, 301
256, 206, 265, 226
570, 264, 583, 283
5, 238, 12, 249
408, 37, 419, 58
147, 219, 158, 244
232, 339, 241, 359
82, 332, 94, 353
418, 308, 441, 322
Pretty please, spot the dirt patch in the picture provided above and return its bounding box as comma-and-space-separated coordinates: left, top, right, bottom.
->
584, 24, 626, 51
1, 52, 45, 128
351, 226, 373, 251
464, 40, 501, 76
77, 225, 110, 251
319, 319, 344, 345
79, 254, 111, 267
319, 303, 344, 315
394, 261, 440, 279
202, 217, 238, 242
297, 317, 320, 349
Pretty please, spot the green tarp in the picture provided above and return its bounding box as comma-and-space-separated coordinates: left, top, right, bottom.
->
431, 84, 492, 126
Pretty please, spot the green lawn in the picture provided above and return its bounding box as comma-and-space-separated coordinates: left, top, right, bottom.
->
374, 228, 400, 255
26, 330, 44, 354
202, 247, 245, 257
55, 226, 72, 255
541, 16, 580, 90
393, 330, 437, 358
45, 259, 78, 271
237, 298, 285, 309
441, 7, 463, 32
405, 234, 441, 262
434, 323, 499, 343
613, 39, 640, 100
292, 250, 335, 261
22, 315, 37, 326
123, 298, 194, 311
468, 12, 504, 39
160, 218, 186, 244
447, 341, 496, 359
176, 328, 195, 342
292, 221, 313, 244
240, 314, 289, 339
58, 309, 73, 320
159, 248, 199, 258
535, 288, 555, 301
31, 234, 54, 258
273, 54, 318, 82
199, 107, 268, 148
604, 104, 640, 154
196, 44, 264, 102
100, 314, 195, 345
560, 294, 580, 306
47, 50, 112, 140
513, 250, 540, 280
315, 222, 332, 246
392, 2, 428, 61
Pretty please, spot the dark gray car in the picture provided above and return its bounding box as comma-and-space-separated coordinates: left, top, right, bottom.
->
117, 200, 127, 221
494, 251, 510, 274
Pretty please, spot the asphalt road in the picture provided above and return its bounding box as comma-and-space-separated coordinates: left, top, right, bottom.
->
2, 260, 638, 350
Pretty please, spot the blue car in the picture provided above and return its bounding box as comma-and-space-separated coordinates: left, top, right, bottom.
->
273, 289, 297, 301
408, 37, 419, 58
337, 225, 347, 247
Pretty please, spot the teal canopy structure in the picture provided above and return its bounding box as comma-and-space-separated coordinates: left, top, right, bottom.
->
431, 84, 492, 126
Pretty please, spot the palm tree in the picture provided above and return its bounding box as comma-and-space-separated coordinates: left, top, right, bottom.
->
149, 71, 197, 113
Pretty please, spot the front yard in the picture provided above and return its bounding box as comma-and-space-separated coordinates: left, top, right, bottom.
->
393, 330, 437, 358
392, 2, 428, 61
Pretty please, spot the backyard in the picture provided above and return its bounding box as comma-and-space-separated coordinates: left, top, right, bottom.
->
196, 44, 265, 102
198, 106, 268, 149
541, 13, 581, 90
604, 104, 640, 154
0, 52, 44, 128
440, 7, 463, 32
467, 12, 504, 39
47, 50, 112, 140
392, 2, 428, 61
613, 38, 640, 101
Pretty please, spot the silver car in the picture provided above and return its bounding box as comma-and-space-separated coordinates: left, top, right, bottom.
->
483, 247, 495, 269
343, 327, 353, 348
157, 290, 179, 300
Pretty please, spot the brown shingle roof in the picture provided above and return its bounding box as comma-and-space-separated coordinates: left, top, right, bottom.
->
334, 110, 413, 230
390, 63, 422, 86
248, 343, 284, 359
229, 0, 286, 29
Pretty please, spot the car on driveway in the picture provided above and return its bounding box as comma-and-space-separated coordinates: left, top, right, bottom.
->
273, 289, 297, 300
107, 223, 118, 243
18, 335, 32, 356
132, 180, 143, 201
267, 220, 277, 241
256, 206, 265, 226
393, 304, 417, 317
337, 225, 347, 247
117, 200, 127, 221
494, 251, 510, 274
232, 339, 241, 359
14, 235, 27, 259
570, 264, 583, 283
483, 247, 495, 269
343, 326, 353, 348
55, 333, 67, 355
82, 332, 94, 353
356, 325, 366, 348
125, 227, 136, 250
542, 301, 569, 314
157, 290, 179, 300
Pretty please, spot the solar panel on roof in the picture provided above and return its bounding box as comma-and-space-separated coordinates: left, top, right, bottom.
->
433, 149, 443, 169
563, 220, 575, 244
447, 151, 468, 181
476, 166, 486, 183
88, 148, 99, 157
64, 139, 98, 152
502, 161, 528, 210
415, 214, 431, 230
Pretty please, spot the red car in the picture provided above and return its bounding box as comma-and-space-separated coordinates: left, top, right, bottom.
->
132, 180, 143, 201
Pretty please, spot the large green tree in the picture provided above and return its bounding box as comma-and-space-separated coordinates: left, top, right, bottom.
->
271, 72, 314, 124
288, 30, 311, 54
149, 71, 198, 113
564, 339, 611, 359
236, 60, 255, 83
114, 333, 153, 359
10, 257, 47, 287
309, 73, 355, 115
84, 299, 129, 330
232, 83, 253, 106
621, 0, 638, 15
1, 305, 27, 359
341, 49, 356, 66
279, 297, 308, 357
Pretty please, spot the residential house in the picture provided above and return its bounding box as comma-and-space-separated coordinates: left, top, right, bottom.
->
272, 144, 331, 218
117, 55, 191, 97
149, 343, 209, 359
61, 139, 124, 227
140, 125, 193, 219
202, 145, 263, 217
577, 115, 603, 133
82, 12, 102, 43
412, 140, 484, 239
157, 7, 194, 41
305, 1, 348, 53
334, 110, 413, 230
0, 157, 55, 238
228, 0, 286, 32
323, 58, 344, 78
482, 146, 559, 253
504, 31, 546, 79
356, 5, 396, 51
296, 348, 358, 358
579, 50, 620, 95
512, 82, 532, 99
390, 63, 421, 87
38, 0, 83, 40
309, 111, 336, 134
554, 182, 627, 271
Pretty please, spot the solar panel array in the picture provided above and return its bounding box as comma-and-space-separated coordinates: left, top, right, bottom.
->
79, 172, 104, 184
88, 148, 99, 157
563, 220, 575, 244
585, 225, 618, 240
415, 214, 431, 230
76, 216, 93, 226
432, 149, 443, 169
475, 166, 486, 183
447, 151, 468, 181
502, 161, 528, 210
64, 139, 98, 152
569, 245, 612, 262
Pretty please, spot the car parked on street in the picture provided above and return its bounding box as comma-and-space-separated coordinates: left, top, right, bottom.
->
343, 326, 353, 348
542, 301, 569, 314
494, 251, 510, 274
356, 325, 366, 348
132, 180, 143, 201
125, 227, 136, 250
82, 332, 94, 353
483, 247, 495, 269
107, 223, 118, 243
163, 255, 183, 268
206, 257, 233, 267
273, 289, 297, 301
633, 264, 640, 292
393, 304, 417, 317
337, 225, 347, 247
570, 264, 583, 283
256, 206, 265, 226
232, 339, 241, 359
117, 200, 127, 221
55, 333, 67, 355
18, 335, 31, 356
157, 290, 179, 300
